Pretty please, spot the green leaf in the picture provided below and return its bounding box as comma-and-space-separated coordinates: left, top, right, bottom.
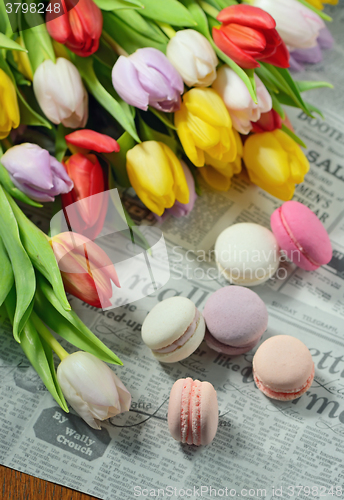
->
179, 0, 210, 35
0, 186, 36, 341
0, 162, 43, 207
5, 288, 69, 412
76, 56, 140, 143
255, 65, 280, 94
216, 0, 238, 7
93, 0, 143, 9
23, 6, 55, 63
268, 65, 311, 115
296, 0, 332, 21
0, 1, 13, 36
139, 0, 197, 26
281, 124, 307, 148
35, 274, 123, 366
104, 131, 135, 188
113, 9, 168, 43
0, 33, 27, 52
5, 192, 71, 312
303, 101, 324, 119
295, 80, 334, 93
103, 12, 167, 53
270, 93, 285, 120
0, 237, 14, 308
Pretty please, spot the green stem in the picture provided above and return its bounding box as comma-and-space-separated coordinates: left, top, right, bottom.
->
102, 32, 129, 57
31, 311, 69, 361
156, 22, 176, 39
198, 0, 219, 18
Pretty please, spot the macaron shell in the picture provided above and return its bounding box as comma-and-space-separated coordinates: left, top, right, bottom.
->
167, 378, 218, 446
203, 286, 268, 347
152, 314, 205, 363
200, 381, 218, 445
253, 335, 314, 393
142, 297, 196, 350
215, 223, 280, 286
271, 201, 332, 271
205, 329, 261, 356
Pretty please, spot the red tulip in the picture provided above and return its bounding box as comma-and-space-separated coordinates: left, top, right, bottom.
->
251, 109, 282, 133
46, 0, 103, 57
50, 232, 120, 308
61, 153, 108, 240
65, 129, 120, 154
213, 5, 290, 69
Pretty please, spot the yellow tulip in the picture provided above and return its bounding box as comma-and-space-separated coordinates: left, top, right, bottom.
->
12, 37, 33, 81
199, 129, 243, 191
305, 0, 337, 9
175, 87, 237, 167
126, 141, 189, 216
0, 69, 20, 140
243, 130, 309, 200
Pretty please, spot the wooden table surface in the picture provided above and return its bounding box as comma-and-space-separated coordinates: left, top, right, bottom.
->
0, 465, 99, 500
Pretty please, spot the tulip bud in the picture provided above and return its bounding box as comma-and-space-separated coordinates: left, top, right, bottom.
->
12, 37, 33, 81
33, 58, 88, 129
61, 153, 107, 240
126, 141, 189, 216
1, 143, 73, 202
46, 0, 103, 57
243, 129, 309, 200
57, 351, 131, 429
166, 30, 218, 88
112, 48, 184, 112
251, 109, 282, 133
65, 129, 120, 154
252, 0, 325, 50
0, 69, 20, 140
50, 231, 120, 308
213, 4, 290, 69
212, 66, 272, 135
305, 0, 337, 8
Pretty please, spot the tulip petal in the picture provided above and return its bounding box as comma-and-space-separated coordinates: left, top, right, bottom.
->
222, 24, 266, 52
112, 56, 149, 111
161, 143, 189, 205
175, 107, 205, 167
65, 130, 120, 153
212, 27, 260, 69
199, 165, 232, 191
183, 88, 231, 128
217, 4, 276, 30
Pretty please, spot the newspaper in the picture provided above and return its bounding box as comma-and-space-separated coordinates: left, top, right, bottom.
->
1, 6, 344, 500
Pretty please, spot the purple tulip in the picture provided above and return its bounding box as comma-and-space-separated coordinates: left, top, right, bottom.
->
289, 27, 334, 72
112, 48, 184, 112
155, 162, 197, 222
1, 143, 73, 202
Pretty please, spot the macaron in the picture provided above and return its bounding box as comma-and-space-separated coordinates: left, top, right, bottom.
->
168, 378, 218, 446
271, 201, 332, 271
253, 335, 315, 401
203, 286, 268, 355
215, 222, 280, 286
141, 297, 205, 363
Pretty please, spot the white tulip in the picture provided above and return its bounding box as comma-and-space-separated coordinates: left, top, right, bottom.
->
252, 0, 325, 50
166, 29, 218, 87
212, 66, 272, 135
33, 57, 88, 128
57, 352, 131, 429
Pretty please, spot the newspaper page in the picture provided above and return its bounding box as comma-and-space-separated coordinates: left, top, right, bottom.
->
1, 5, 344, 500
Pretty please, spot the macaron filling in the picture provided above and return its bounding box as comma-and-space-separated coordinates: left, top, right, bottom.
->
205, 329, 261, 354
278, 207, 321, 268
152, 309, 201, 354
253, 363, 315, 399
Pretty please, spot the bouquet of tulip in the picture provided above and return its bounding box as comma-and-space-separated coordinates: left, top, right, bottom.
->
0, 0, 337, 428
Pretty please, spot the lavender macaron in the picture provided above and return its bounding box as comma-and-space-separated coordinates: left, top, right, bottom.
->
203, 286, 268, 355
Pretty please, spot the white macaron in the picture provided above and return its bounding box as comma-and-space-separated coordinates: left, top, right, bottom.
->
141, 297, 205, 363
215, 222, 280, 286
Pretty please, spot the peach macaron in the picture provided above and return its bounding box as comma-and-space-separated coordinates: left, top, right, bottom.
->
253, 335, 314, 401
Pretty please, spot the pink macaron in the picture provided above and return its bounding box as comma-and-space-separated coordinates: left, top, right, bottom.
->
203, 286, 268, 356
168, 378, 218, 446
271, 201, 332, 271
253, 335, 315, 401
